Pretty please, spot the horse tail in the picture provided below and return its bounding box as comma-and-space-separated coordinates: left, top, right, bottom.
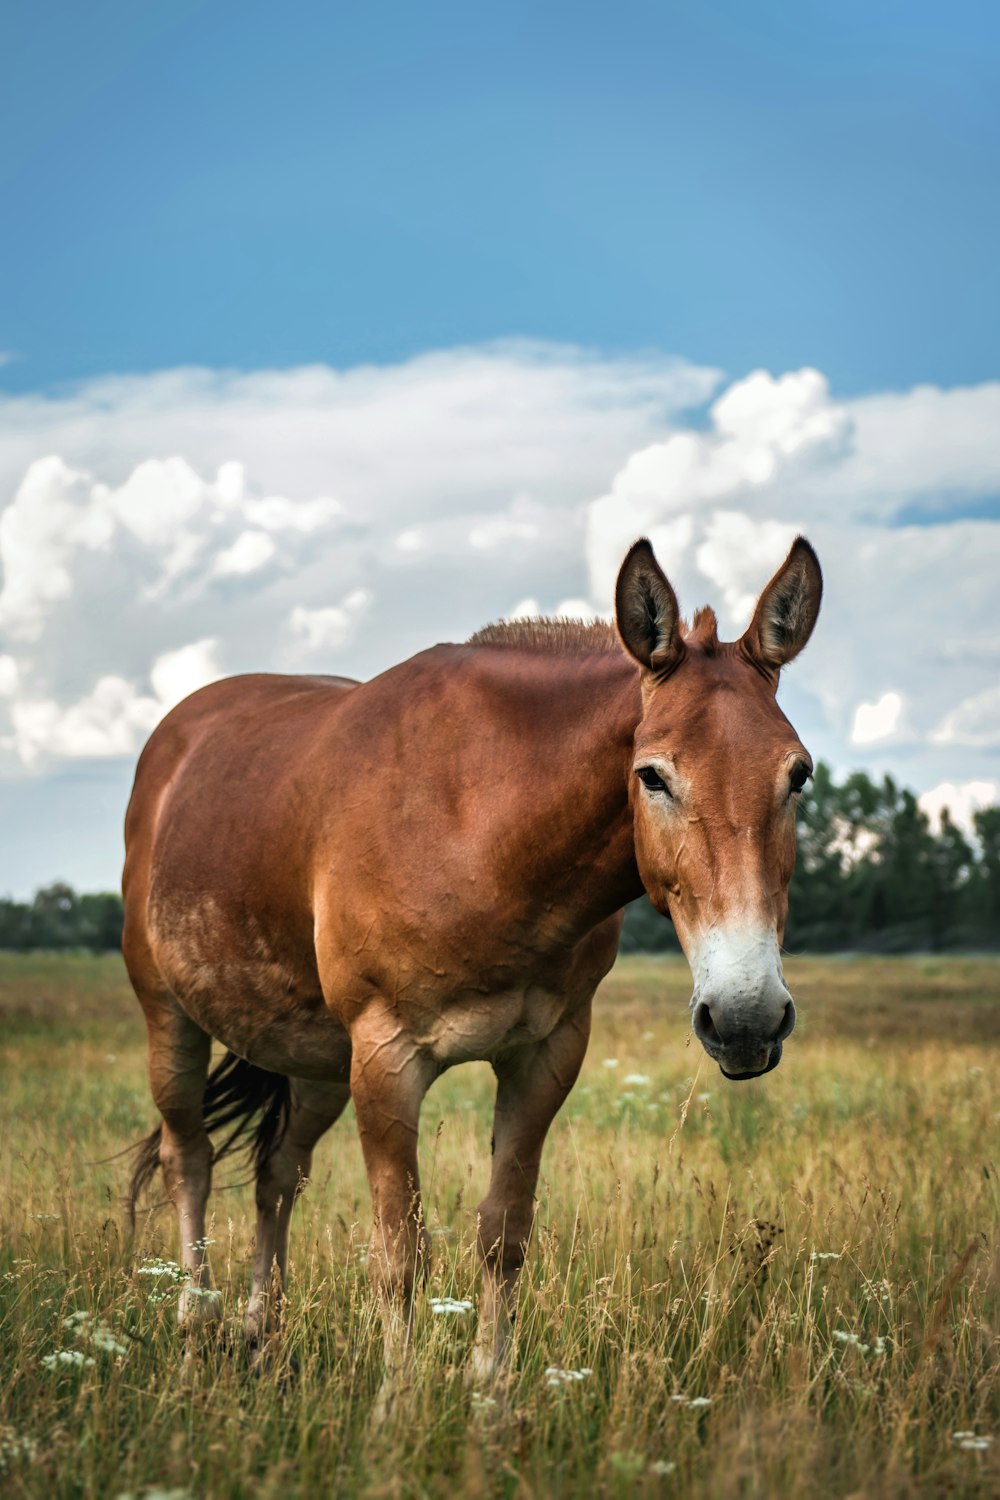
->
127, 1053, 291, 1226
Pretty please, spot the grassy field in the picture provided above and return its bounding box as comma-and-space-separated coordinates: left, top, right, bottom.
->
1, 953, 998, 1499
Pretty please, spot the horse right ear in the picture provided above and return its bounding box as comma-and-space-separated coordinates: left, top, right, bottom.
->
615, 539, 684, 675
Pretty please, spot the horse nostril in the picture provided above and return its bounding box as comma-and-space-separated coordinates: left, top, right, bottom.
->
775, 999, 796, 1043
693, 1002, 721, 1047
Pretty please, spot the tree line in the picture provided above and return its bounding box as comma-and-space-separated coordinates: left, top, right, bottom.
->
1, 765, 997, 953
623, 762, 1000, 954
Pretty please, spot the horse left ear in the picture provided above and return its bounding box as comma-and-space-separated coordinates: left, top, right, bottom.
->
741, 537, 823, 673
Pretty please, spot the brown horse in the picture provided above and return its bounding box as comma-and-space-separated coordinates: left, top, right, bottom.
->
123, 536, 821, 1398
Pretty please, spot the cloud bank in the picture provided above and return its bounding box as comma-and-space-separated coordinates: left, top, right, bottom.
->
0, 340, 997, 886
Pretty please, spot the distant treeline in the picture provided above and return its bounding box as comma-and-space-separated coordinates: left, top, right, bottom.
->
622, 762, 1000, 955
2, 764, 998, 954
0, 884, 124, 953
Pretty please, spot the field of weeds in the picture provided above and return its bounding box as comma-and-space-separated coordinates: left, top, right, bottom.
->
0, 952, 998, 1499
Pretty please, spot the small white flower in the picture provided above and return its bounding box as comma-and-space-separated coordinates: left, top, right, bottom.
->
602, 1058, 619, 1068
810, 1252, 841, 1262
42, 1350, 95, 1370
688, 1396, 712, 1408
623, 1074, 650, 1086
669, 1393, 688, 1404
182, 1285, 221, 1302
650, 1460, 676, 1475
545, 1365, 593, 1386
89, 1328, 128, 1355
696, 1092, 711, 1104
428, 1296, 473, 1315
957, 1438, 992, 1451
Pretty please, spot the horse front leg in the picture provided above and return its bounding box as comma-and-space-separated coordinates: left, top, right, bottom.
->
470, 1004, 592, 1389
349, 1003, 436, 1422
245, 1078, 351, 1356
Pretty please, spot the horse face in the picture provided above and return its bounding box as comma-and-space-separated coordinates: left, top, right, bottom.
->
615, 537, 822, 1080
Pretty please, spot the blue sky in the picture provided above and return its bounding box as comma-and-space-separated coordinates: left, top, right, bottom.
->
3, 0, 999, 394
1, 1, 999, 896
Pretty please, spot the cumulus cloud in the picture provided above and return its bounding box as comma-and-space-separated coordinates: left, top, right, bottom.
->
289, 590, 372, 656
851, 692, 904, 746
918, 779, 999, 837
6, 639, 220, 766
931, 685, 1000, 748
0, 341, 998, 840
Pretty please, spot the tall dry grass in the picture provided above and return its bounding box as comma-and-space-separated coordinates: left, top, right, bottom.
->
0, 953, 997, 1498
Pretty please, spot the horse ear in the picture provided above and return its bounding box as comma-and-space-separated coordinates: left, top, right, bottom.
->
615, 539, 683, 674
741, 536, 823, 672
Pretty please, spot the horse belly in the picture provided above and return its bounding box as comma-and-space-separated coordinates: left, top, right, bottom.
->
151, 900, 352, 1082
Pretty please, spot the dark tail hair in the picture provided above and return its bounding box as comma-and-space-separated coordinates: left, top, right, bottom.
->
128, 1052, 291, 1227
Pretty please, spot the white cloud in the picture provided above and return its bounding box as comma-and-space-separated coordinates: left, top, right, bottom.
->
851, 692, 904, 746
0, 341, 997, 866
918, 779, 999, 836
6, 639, 221, 766
931, 685, 1000, 748
289, 590, 372, 655
211, 530, 277, 578
149, 639, 221, 711
11, 677, 159, 764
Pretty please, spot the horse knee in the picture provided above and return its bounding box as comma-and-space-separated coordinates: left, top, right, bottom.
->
158, 1122, 212, 1196
368, 1223, 427, 1301
476, 1198, 532, 1276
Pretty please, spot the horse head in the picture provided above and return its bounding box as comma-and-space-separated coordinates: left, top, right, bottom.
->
615, 537, 822, 1080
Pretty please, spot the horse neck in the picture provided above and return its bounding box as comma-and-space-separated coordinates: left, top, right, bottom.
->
475, 647, 644, 937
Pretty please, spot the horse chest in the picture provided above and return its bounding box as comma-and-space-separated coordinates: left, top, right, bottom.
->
415, 984, 572, 1065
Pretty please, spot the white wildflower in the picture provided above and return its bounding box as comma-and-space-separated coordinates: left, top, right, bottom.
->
429, 1296, 473, 1315
0, 1426, 39, 1470
602, 1058, 619, 1068
89, 1327, 129, 1355
650, 1459, 676, 1475
545, 1365, 593, 1387
810, 1252, 841, 1262
688, 1396, 712, 1408
696, 1092, 711, 1104
623, 1073, 650, 1086
42, 1350, 95, 1370
136, 1257, 184, 1279
953, 1432, 992, 1451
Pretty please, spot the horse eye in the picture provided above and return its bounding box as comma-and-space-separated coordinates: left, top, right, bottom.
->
789, 763, 811, 794
637, 766, 671, 796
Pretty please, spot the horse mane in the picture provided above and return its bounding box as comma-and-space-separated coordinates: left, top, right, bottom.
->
468, 606, 722, 657
467, 617, 620, 655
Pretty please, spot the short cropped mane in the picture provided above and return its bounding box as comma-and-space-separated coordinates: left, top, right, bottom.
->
684, 606, 721, 654
467, 617, 620, 655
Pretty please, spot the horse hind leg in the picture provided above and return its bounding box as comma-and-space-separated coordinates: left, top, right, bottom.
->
131, 989, 222, 1334
245, 1078, 351, 1353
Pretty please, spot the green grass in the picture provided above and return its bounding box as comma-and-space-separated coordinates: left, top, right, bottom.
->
1, 954, 998, 1498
